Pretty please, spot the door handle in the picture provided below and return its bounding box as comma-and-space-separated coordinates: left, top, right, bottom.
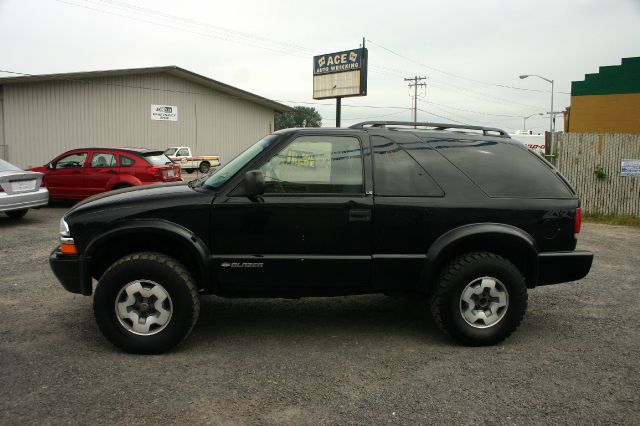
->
72, 170, 82, 175
349, 209, 371, 222
106, 170, 117, 174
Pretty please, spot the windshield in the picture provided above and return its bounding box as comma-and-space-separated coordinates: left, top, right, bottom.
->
205, 134, 278, 188
0, 158, 22, 172
164, 148, 177, 156
144, 153, 174, 165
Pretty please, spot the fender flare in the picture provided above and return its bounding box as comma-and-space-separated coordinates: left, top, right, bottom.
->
421, 223, 539, 290
84, 219, 210, 287
108, 174, 142, 190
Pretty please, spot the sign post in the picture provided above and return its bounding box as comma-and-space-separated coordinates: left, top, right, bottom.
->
313, 41, 368, 127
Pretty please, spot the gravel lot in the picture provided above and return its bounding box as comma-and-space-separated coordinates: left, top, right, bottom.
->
1, 205, 639, 425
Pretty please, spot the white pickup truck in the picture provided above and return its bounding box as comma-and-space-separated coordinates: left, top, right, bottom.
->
164, 147, 220, 174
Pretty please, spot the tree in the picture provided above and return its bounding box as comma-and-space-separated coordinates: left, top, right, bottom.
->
275, 106, 322, 130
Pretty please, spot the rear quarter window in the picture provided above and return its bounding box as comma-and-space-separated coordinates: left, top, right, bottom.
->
437, 140, 573, 198
144, 153, 173, 166
120, 155, 136, 167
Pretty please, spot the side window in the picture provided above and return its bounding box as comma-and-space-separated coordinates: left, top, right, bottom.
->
89, 153, 116, 168
176, 148, 189, 156
260, 136, 363, 194
120, 155, 136, 167
55, 152, 87, 169
372, 137, 443, 197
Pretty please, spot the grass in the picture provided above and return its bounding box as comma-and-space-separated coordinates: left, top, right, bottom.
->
584, 212, 640, 227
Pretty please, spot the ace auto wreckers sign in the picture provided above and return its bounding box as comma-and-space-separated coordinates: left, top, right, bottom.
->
314, 49, 364, 75
151, 104, 178, 121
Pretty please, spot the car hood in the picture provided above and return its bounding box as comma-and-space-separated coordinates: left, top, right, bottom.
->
74, 181, 183, 208
64, 181, 215, 251
67, 182, 215, 222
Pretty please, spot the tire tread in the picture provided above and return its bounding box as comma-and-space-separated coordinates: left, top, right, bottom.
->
430, 251, 527, 345
93, 251, 200, 352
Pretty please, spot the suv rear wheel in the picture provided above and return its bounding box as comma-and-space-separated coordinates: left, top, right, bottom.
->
93, 252, 200, 354
430, 252, 527, 346
198, 161, 210, 174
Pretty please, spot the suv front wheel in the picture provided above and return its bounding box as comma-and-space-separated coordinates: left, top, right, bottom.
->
93, 252, 200, 354
430, 252, 527, 346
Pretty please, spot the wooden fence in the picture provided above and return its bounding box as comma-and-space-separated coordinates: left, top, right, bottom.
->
557, 133, 640, 217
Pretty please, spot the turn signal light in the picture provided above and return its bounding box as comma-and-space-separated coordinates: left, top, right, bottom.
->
574, 208, 582, 234
147, 167, 161, 177
61, 242, 78, 255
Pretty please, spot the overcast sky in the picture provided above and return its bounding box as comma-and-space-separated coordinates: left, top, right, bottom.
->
1, 0, 639, 133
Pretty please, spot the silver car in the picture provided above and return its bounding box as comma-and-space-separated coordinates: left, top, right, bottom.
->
0, 158, 49, 219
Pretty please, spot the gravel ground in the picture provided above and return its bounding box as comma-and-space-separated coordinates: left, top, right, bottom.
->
1, 206, 639, 425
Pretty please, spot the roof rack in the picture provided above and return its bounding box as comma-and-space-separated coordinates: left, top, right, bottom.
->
348, 121, 510, 137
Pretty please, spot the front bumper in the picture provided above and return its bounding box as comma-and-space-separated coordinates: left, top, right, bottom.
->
537, 250, 593, 286
49, 247, 92, 295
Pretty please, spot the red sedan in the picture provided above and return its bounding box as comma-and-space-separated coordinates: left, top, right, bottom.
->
30, 148, 181, 200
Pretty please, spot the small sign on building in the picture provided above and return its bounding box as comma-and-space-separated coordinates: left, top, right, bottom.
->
151, 104, 178, 121
621, 159, 640, 176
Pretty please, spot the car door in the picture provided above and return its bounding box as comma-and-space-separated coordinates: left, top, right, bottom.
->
45, 151, 88, 199
84, 151, 119, 196
211, 133, 373, 294
174, 147, 190, 167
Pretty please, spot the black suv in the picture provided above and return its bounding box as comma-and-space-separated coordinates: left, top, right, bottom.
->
50, 121, 593, 353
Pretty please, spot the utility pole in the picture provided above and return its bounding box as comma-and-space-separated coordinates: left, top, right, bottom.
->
404, 76, 427, 122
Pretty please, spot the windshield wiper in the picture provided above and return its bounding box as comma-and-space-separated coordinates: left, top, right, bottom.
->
187, 174, 209, 189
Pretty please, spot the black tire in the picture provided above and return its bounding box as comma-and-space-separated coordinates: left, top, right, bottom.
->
198, 161, 210, 174
5, 209, 28, 219
430, 252, 527, 346
93, 252, 200, 354
111, 184, 132, 191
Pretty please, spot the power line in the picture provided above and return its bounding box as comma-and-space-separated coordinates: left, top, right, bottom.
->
0, 68, 412, 112
55, 0, 310, 59
90, 0, 315, 54
419, 99, 532, 118
416, 108, 467, 125
427, 77, 546, 110
324, 110, 407, 122
0, 68, 542, 129
421, 105, 484, 126
367, 39, 570, 95
55, 0, 561, 113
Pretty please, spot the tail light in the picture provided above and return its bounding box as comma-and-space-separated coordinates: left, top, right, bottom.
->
574, 207, 582, 234
147, 166, 161, 177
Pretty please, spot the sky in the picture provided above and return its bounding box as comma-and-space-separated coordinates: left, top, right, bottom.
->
1, 0, 639, 133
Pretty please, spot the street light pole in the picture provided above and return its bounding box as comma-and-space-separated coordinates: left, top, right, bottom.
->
523, 113, 543, 132
519, 74, 555, 158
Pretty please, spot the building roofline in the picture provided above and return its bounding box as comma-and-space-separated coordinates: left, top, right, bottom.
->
0, 65, 294, 113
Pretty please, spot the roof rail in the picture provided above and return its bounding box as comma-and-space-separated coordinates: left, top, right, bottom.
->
348, 121, 510, 137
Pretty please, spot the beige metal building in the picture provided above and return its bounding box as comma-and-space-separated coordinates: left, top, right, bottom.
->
0, 66, 292, 168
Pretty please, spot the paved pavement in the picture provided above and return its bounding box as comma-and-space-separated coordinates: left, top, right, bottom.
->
1, 205, 638, 425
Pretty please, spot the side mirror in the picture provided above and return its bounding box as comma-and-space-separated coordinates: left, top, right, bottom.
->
47, 162, 54, 170
244, 170, 265, 200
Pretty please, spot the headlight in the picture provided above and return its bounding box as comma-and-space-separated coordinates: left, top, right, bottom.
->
58, 217, 77, 254
59, 217, 70, 237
